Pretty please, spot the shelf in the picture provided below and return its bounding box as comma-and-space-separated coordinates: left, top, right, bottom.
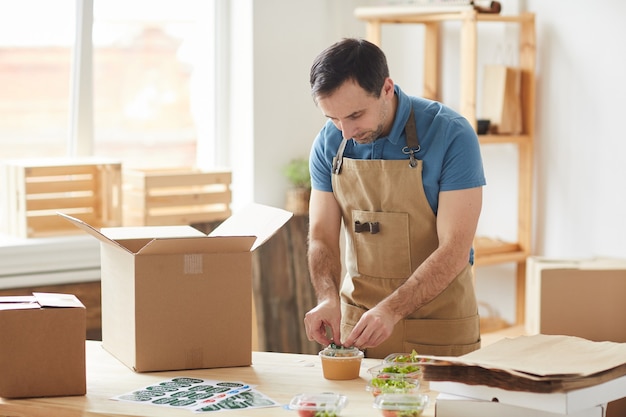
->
355, 7, 536, 326
478, 133, 531, 145
354, 6, 534, 24
473, 236, 528, 266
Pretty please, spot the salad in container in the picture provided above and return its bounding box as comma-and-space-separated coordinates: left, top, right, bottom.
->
366, 375, 420, 397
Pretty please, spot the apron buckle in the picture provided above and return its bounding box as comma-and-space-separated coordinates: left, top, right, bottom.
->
354, 221, 380, 234
402, 145, 420, 168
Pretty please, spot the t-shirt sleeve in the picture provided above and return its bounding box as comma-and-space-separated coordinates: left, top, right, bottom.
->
439, 116, 486, 192
309, 124, 337, 192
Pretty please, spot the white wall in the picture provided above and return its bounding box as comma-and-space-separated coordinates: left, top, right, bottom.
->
230, 0, 626, 323
526, 0, 626, 258
228, 0, 374, 210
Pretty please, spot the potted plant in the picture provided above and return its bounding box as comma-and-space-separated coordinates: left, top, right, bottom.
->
283, 158, 311, 215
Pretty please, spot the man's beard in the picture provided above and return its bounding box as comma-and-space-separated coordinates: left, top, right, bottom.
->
353, 123, 384, 144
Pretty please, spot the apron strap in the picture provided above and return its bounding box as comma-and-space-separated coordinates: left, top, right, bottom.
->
402, 110, 421, 168
332, 138, 348, 174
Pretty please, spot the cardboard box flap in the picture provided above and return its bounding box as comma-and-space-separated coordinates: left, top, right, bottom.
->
529, 257, 626, 270
209, 203, 293, 251
0, 295, 38, 311
100, 225, 206, 240
33, 292, 85, 308
137, 235, 257, 255
58, 212, 133, 254
101, 225, 207, 254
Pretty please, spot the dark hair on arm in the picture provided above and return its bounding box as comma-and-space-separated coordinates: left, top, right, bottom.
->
309, 38, 390, 103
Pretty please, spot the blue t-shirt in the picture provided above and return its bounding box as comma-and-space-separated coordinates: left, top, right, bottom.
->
309, 85, 486, 215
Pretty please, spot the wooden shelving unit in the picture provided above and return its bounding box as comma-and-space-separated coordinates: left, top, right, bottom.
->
355, 7, 536, 326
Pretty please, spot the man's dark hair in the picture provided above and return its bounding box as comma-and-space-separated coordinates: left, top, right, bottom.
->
310, 38, 389, 103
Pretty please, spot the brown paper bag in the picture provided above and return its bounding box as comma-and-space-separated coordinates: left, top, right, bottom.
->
482, 65, 522, 134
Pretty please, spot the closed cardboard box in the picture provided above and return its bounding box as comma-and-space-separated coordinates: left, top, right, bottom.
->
432, 376, 625, 416
0, 293, 86, 398
61, 203, 292, 372
526, 257, 626, 342
435, 392, 605, 417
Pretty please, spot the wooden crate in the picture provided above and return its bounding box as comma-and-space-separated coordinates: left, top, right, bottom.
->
1, 158, 122, 238
122, 168, 232, 226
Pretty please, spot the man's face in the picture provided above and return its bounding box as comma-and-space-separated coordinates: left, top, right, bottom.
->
317, 78, 395, 144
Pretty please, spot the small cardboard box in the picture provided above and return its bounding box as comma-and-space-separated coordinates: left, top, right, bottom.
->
60, 203, 292, 372
0, 293, 86, 398
526, 257, 626, 342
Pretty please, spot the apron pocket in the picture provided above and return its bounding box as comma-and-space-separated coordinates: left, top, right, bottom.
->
352, 210, 412, 279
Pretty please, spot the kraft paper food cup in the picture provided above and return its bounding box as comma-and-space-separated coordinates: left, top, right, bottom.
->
318, 346, 364, 380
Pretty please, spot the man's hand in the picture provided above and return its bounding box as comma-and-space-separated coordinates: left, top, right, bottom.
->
304, 299, 342, 347
342, 305, 397, 349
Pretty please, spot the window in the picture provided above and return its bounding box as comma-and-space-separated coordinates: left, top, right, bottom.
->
0, 0, 75, 158
0, 0, 217, 169
92, 0, 217, 169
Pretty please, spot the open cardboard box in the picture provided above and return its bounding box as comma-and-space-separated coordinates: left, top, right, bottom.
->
0, 293, 86, 398
60, 203, 292, 372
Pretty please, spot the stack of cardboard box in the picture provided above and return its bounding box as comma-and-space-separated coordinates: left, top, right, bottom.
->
430, 334, 626, 416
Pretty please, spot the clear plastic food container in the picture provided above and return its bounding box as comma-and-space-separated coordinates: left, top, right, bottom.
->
366, 375, 421, 397
383, 352, 424, 366
367, 363, 422, 381
288, 392, 348, 417
372, 393, 429, 416
320, 345, 362, 358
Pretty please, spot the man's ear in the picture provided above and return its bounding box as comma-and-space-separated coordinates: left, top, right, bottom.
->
382, 77, 395, 98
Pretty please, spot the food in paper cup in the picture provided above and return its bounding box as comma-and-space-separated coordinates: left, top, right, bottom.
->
372, 393, 429, 417
289, 392, 348, 417
318, 344, 364, 380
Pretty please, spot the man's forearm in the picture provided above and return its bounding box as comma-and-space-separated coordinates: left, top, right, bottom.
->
307, 240, 342, 302
380, 246, 467, 322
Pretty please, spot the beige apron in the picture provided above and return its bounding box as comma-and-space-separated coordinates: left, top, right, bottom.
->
331, 110, 480, 358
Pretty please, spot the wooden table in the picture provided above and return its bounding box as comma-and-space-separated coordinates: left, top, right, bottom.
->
0, 341, 438, 417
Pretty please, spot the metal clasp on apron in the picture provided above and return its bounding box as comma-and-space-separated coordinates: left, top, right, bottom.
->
402, 145, 421, 168
354, 220, 380, 234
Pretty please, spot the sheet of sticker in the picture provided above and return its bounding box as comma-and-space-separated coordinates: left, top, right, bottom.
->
112, 377, 280, 413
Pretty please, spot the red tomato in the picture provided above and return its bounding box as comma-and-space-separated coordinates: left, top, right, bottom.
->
297, 402, 316, 417
381, 411, 398, 417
